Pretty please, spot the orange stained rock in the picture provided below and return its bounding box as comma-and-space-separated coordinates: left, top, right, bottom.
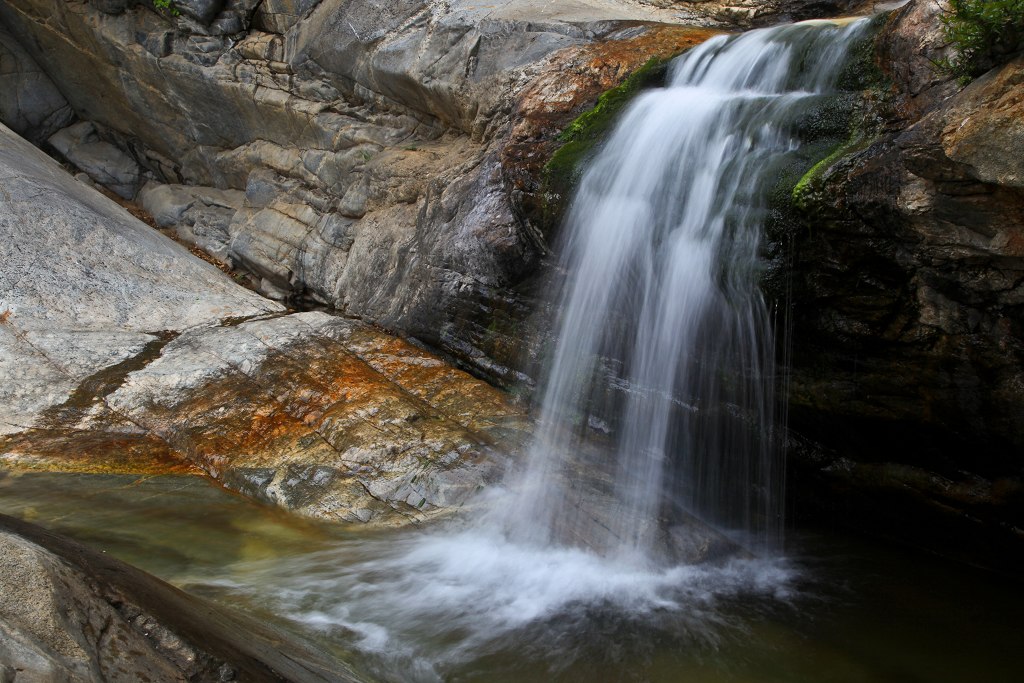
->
514, 25, 724, 140
0, 429, 201, 475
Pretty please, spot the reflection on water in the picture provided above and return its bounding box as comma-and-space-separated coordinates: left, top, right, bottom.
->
1, 471, 1022, 682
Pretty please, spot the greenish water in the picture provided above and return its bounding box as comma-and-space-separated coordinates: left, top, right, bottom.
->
1, 470, 1021, 683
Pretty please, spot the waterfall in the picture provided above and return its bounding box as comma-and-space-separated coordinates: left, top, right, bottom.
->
503, 19, 868, 562
173, 21, 875, 679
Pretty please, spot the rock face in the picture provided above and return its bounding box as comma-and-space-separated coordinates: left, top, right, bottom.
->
0, 25, 73, 143
0, 0, 807, 385
0, 0, 863, 387
0, 513, 355, 682
780, 0, 1024, 568
0, 121, 530, 525
637, 0, 860, 26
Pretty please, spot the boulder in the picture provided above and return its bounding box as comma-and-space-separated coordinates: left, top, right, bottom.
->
0, 513, 354, 682
48, 120, 144, 199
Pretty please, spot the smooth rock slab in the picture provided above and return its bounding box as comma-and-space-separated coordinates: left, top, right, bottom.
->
0, 122, 279, 437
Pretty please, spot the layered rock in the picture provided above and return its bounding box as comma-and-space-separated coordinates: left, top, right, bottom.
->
0, 121, 529, 525
0, 513, 354, 682
637, 0, 861, 26
0, 0, 756, 386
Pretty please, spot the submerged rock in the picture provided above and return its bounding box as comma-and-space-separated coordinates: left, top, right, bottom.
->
0, 513, 355, 682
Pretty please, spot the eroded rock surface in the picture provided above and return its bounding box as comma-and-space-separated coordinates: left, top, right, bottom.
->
0, 121, 529, 525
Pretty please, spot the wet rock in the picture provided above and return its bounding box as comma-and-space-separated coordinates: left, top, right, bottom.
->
89, 311, 532, 524
777, 0, 1024, 565
48, 121, 144, 199
0, 513, 353, 682
0, 26, 74, 144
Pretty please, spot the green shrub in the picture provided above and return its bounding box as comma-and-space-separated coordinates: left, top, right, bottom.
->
940, 0, 1024, 81
152, 0, 179, 15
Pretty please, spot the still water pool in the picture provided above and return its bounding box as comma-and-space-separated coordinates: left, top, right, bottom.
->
1, 471, 1021, 683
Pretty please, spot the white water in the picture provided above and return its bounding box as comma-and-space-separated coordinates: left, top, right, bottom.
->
214, 19, 868, 681
205, 526, 796, 681
502, 19, 869, 560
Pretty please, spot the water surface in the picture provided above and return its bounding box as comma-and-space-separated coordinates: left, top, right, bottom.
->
2, 471, 1020, 683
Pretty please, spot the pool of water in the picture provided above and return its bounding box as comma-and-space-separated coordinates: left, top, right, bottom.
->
1, 470, 1021, 683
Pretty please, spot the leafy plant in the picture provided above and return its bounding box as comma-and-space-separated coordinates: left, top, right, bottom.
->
152, 0, 180, 16
940, 0, 1024, 81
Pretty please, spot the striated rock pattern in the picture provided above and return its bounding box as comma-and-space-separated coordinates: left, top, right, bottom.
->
0, 513, 354, 682
0, 121, 529, 525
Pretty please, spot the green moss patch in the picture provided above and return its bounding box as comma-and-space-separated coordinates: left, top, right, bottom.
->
540, 57, 673, 234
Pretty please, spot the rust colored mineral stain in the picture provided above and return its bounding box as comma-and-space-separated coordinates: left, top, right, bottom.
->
0, 429, 200, 475
2, 323, 528, 521
502, 25, 722, 222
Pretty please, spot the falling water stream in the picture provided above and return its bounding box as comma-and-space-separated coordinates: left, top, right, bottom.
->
504, 19, 869, 560
10, 15, 1021, 683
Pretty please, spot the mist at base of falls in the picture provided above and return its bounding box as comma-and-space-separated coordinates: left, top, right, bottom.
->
198, 507, 797, 683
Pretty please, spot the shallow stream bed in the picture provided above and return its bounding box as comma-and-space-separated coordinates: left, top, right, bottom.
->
1, 470, 1021, 683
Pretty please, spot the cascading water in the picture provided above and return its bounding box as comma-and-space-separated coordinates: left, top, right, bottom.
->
175, 19, 872, 681
503, 19, 869, 561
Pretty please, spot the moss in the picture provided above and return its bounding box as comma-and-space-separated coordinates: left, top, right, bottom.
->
560, 57, 669, 144
540, 57, 674, 233
791, 136, 858, 209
